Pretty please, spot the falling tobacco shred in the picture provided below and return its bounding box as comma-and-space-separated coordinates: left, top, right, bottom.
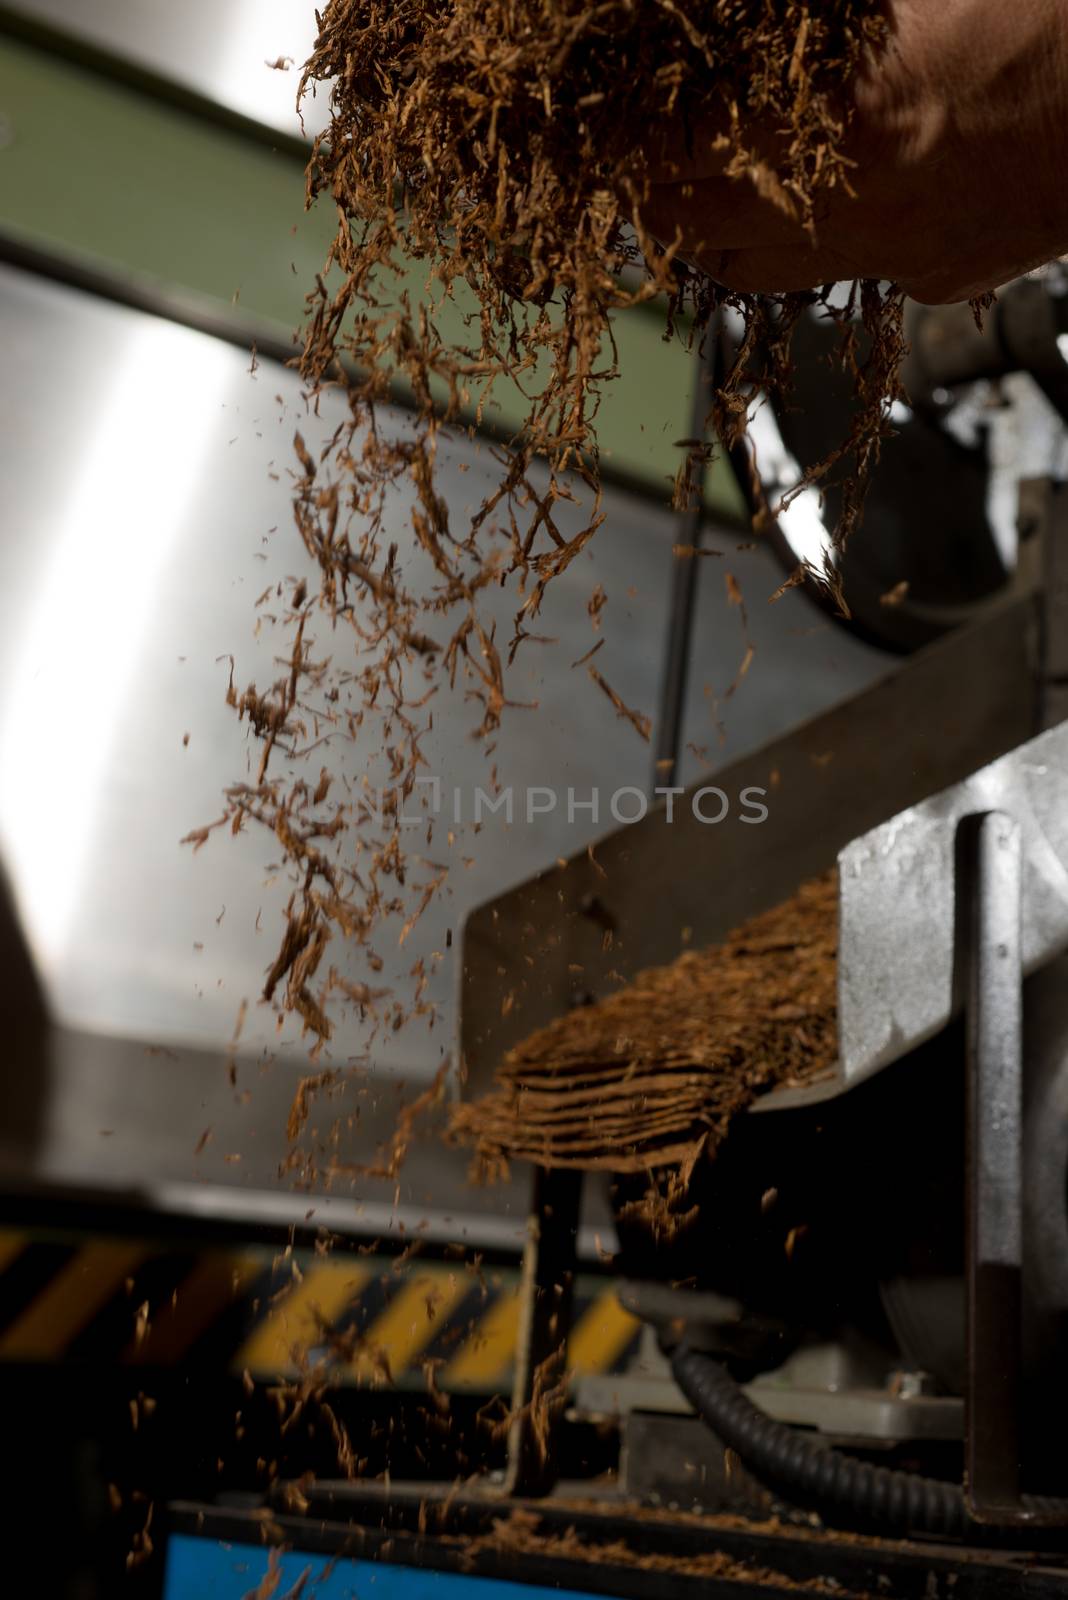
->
202, 0, 908, 1051
449, 871, 837, 1176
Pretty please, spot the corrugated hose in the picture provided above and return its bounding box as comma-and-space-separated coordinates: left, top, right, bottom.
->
670, 1343, 1068, 1536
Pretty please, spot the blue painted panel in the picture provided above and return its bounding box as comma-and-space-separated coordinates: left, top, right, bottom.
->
163, 1533, 622, 1599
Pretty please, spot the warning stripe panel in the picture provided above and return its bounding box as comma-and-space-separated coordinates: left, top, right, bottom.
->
0, 1230, 26, 1275
568, 1293, 642, 1377
236, 1259, 375, 1374
0, 1239, 145, 1360
0, 1228, 641, 1389
127, 1253, 263, 1365
444, 1286, 521, 1390
350, 1270, 469, 1385
0, 1239, 77, 1336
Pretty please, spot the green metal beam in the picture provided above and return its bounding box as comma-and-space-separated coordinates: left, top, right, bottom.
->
0, 26, 745, 516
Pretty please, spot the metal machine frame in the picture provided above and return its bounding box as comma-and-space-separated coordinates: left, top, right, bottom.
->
464, 468, 1068, 1520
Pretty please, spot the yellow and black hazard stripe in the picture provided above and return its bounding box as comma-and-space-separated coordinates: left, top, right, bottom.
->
0, 1227, 640, 1391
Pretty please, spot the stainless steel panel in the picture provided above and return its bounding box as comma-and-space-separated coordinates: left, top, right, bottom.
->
3, 0, 329, 138
837, 721, 1068, 1093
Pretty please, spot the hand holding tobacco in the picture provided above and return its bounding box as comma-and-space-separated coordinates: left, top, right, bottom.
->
641, 0, 1068, 302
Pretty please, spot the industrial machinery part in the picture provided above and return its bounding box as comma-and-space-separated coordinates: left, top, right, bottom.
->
606, 797, 1068, 1532
652, 333, 720, 790
757, 719, 1068, 1107
579, 1291, 964, 1443
171, 1489, 1068, 1599
730, 268, 1068, 651
654, 821, 1068, 1533
668, 1343, 970, 1538
903, 270, 1068, 427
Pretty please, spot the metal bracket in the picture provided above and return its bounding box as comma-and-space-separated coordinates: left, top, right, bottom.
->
503, 1165, 582, 1497
963, 810, 1066, 1525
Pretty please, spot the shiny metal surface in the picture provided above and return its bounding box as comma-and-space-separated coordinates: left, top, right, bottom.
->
0, 264, 669, 1072
0, 262, 885, 1201
837, 721, 1068, 1094
0, 1024, 619, 1246
3, 0, 329, 138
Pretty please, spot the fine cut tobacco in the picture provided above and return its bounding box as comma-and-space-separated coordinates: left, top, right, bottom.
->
450, 871, 837, 1176
212, 2, 902, 1047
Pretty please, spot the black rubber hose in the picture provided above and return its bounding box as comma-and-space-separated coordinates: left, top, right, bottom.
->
671, 1343, 1068, 1537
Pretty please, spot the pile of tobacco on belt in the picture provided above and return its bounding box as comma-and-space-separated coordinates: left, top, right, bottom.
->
450, 870, 837, 1175
207, 0, 899, 1085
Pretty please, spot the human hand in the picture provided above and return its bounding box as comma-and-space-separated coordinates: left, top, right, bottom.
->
638, 0, 1068, 303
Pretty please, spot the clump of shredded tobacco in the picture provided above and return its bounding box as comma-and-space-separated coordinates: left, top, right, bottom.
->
211, 2, 904, 1046
450, 871, 837, 1175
